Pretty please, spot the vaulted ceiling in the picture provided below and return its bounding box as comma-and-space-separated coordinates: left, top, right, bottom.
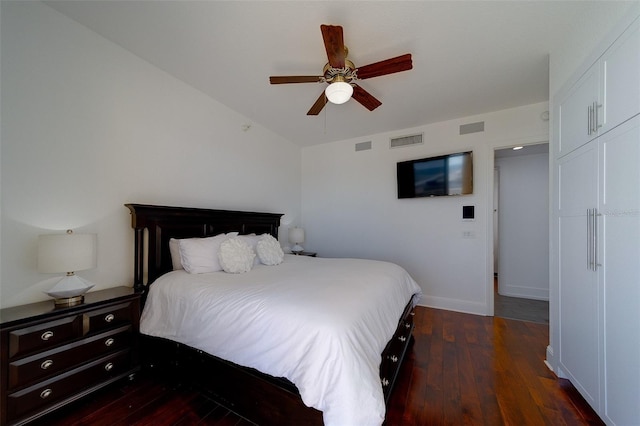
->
45, 1, 630, 147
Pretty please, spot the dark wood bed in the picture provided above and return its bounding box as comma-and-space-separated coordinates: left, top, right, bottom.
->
126, 203, 415, 425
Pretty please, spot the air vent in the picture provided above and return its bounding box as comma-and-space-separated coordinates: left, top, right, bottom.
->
355, 141, 372, 152
390, 133, 423, 149
459, 121, 485, 135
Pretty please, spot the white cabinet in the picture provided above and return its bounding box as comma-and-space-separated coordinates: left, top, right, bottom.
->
557, 65, 600, 156
598, 116, 640, 426
557, 141, 600, 409
554, 14, 640, 426
556, 17, 640, 158
602, 18, 640, 134
557, 114, 640, 426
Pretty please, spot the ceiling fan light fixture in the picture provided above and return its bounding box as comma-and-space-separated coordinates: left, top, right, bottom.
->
325, 76, 353, 105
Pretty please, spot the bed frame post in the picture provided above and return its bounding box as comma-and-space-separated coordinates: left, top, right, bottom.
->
133, 227, 145, 292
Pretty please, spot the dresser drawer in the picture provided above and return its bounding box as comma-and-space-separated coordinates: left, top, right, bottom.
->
7, 325, 133, 391
83, 302, 135, 335
6, 349, 132, 423
8, 316, 82, 359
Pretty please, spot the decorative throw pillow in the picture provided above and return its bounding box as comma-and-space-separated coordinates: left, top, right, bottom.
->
178, 234, 226, 274
239, 234, 264, 266
218, 237, 256, 273
256, 234, 284, 266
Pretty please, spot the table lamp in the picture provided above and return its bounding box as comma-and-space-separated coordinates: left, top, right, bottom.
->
38, 230, 97, 307
289, 227, 305, 253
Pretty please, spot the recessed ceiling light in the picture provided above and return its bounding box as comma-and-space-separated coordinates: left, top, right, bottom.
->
513, 146, 523, 151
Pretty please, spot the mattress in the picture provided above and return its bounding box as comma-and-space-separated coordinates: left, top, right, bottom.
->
140, 255, 421, 426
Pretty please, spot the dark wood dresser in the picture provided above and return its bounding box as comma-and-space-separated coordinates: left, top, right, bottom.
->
0, 287, 140, 426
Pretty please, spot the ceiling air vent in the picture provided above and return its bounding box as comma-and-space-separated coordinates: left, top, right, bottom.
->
459, 121, 485, 135
390, 133, 423, 149
355, 141, 372, 152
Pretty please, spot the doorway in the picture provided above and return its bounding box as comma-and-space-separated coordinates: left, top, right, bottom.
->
493, 143, 549, 323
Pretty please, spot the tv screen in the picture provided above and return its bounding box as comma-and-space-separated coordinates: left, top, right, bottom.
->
397, 151, 473, 198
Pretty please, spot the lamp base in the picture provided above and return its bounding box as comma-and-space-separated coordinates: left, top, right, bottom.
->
54, 295, 85, 308
291, 244, 304, 253
44, 275, 94, 301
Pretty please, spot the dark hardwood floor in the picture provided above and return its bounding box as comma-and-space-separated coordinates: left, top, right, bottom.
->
32, 307, 602, 426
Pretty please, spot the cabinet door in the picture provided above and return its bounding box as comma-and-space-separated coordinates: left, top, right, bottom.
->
599, 115, 640, 425
601, 17, 640, 134
557, 141, 600, 409
557, 66, 600, 157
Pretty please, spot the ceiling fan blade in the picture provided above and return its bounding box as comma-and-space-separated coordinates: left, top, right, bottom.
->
352, 84, 382, 111
270, 76, 323, 84
356, 54, 413, 80
307, 92, 328, 115
321, 24, 345, 69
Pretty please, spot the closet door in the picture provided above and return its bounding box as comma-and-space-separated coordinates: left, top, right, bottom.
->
599, 115, 640, 425
557, 141, 600, 409
557, 66, 600, 157
601, 17, 640, 134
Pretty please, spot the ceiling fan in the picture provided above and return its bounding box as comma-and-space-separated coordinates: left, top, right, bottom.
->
269, 24, 413, 115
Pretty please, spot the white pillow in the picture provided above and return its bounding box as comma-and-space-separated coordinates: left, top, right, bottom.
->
178, 234, 226, 274
256, 235, 284, 266
239, 234, 263, 266
169, 238, 183, 270
218, 237, 255, 273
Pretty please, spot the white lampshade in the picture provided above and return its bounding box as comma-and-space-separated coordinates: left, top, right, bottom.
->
289, 227, 305, 253
38, 230, 97, 306
38, 231, 97, 273
325, 77, 353, 105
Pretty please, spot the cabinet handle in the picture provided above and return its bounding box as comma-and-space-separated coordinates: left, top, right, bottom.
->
593, 208, 599, 270
40, 359, 54, 370
41, 331, 54, 341
40, 388, 52, 399
105, 338, 115, 347
398, 336, 406, 342
104, 362, 114, 372
390, 355, 399, 363
587, 208, 599, 271
594, 102, 602, 130
405, 322, 411, 329
104, 314, 115, 323
381, 378, 390, 387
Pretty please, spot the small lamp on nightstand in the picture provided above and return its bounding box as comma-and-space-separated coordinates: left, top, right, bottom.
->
38, 230, 97, 307
289, 227, 305, 253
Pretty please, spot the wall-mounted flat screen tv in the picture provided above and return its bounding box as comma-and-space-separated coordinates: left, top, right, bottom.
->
397, 151, 473, 198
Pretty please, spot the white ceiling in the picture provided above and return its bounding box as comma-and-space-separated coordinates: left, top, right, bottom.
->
44, 1, 627, 147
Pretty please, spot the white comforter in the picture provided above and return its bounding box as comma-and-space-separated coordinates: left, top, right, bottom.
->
140, 255, 421, 426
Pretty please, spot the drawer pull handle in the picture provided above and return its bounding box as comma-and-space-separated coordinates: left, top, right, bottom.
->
41, 359, 54, 370
398, 336, 407, 342
405, 323, 411, 329
104, 314, 115, 323
41, 331, 54, 341
381, 378, 390, 387
40, 388, 52, 399
105, 338, 115, 347
104, 362, 114, 372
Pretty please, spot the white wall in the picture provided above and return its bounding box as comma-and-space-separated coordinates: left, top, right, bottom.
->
496, 151, 549, 300
301, 102, 549, 315
0, 2, 301, 308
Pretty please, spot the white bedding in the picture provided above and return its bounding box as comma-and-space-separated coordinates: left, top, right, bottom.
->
140, 255, 421, 426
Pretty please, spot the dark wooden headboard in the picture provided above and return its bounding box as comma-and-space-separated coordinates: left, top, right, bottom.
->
125, 204, 283, 292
